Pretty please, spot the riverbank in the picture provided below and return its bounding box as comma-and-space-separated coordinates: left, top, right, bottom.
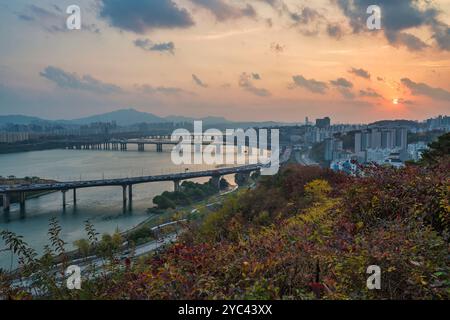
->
0, 141, 67, 154
0, 178, 58, 206
4, 182, 243, 277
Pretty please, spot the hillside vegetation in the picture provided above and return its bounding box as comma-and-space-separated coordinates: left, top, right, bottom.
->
1, 135, 449, 300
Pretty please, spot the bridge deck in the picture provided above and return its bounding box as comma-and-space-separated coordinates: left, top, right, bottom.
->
0, 164, 262, 193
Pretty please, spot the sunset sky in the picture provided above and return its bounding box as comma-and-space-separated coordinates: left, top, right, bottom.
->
0, 0, 449, 123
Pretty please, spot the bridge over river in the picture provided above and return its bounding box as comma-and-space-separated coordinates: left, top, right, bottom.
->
0, 164, 263, 213
65, 135, 272, 153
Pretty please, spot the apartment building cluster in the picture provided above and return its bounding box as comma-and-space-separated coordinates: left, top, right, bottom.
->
425, 115, 450, 131
328, 127, 409, 171
0, 132, 30, 143
304, 117, 362, 145
324, 137, 352, 162
354, 127, 407, 164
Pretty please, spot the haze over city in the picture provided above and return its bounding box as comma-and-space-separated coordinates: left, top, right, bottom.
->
0, 0, 449, 123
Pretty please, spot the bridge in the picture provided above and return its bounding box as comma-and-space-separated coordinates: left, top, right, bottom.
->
64, 135, 270, 153
0, 164, 263, 213
67, 138, 189, 152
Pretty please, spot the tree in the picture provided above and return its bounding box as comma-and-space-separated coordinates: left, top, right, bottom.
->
304, 179, 331, 202
421, 132, 450, 164
219, 178, 230, 190
235, 173, 249, 186
153, 195, 176, 209
73, 239, 91, 257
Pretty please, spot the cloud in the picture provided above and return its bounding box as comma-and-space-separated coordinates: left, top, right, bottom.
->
189, 0, 256, 21
330, 78, 354, 99
40, 66, 122, 94
326, 23, 344, 39
291, 75, 328, 94
431, 21, 450, 51
135, 84, 189, 95
334, 0, 449, 51
359, 88, 382, 98
239, 72, 271, 97
134, 38, 175, 54
330, 78, 353, 88
349, 67, 371, 79
289, 7, 324, 36
192, 74, 208, 88
385, 31, 429, 51
401, 78, 450, 101
290, 7, 321, 25
16, 4, 100, 34
99, 0, 194, 33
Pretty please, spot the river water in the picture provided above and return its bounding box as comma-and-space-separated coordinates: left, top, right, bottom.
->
0, 146, 243, 270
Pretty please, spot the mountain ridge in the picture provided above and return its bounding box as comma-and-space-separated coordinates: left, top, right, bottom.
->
0, 108, 236, 126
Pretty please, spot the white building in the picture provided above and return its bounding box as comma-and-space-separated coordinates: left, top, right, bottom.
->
407, 142, 429, 161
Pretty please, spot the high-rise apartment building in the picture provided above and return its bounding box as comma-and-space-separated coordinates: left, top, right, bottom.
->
315, 117, 331, 129
354, 127, 407, 162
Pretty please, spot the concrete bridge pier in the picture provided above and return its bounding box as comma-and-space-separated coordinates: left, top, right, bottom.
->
128, 184, 133, 211
138, 143, 145, 152
19, 192, 26, 213
174, 180, 181, 192
122, 185, 127, 210
73, 189, 77, 206
156, 143, 163, 152
62, 190, 67, 209
2, 193, 10, 213
211, 175, 221, 191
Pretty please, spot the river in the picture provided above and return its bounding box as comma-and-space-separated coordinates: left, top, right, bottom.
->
0, 146, 245, 270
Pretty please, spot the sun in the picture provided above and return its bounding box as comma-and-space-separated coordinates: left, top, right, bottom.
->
392, 98, 399, 105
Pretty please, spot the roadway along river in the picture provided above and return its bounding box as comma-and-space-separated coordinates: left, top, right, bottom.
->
0, 146, 242, 270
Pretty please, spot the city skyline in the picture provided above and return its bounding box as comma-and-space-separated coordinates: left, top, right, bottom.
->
1, 0, 449, 123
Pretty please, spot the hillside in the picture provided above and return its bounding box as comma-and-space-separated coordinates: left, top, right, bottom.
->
369, 119, 420, 127
0, 115, 47, 126
69, 108, 167, 126
1, 134, 448, 299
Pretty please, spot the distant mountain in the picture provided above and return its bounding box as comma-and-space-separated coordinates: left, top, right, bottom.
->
69, 108, 167, 126
0, 108, 286, 128
0, 115, 48, 126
